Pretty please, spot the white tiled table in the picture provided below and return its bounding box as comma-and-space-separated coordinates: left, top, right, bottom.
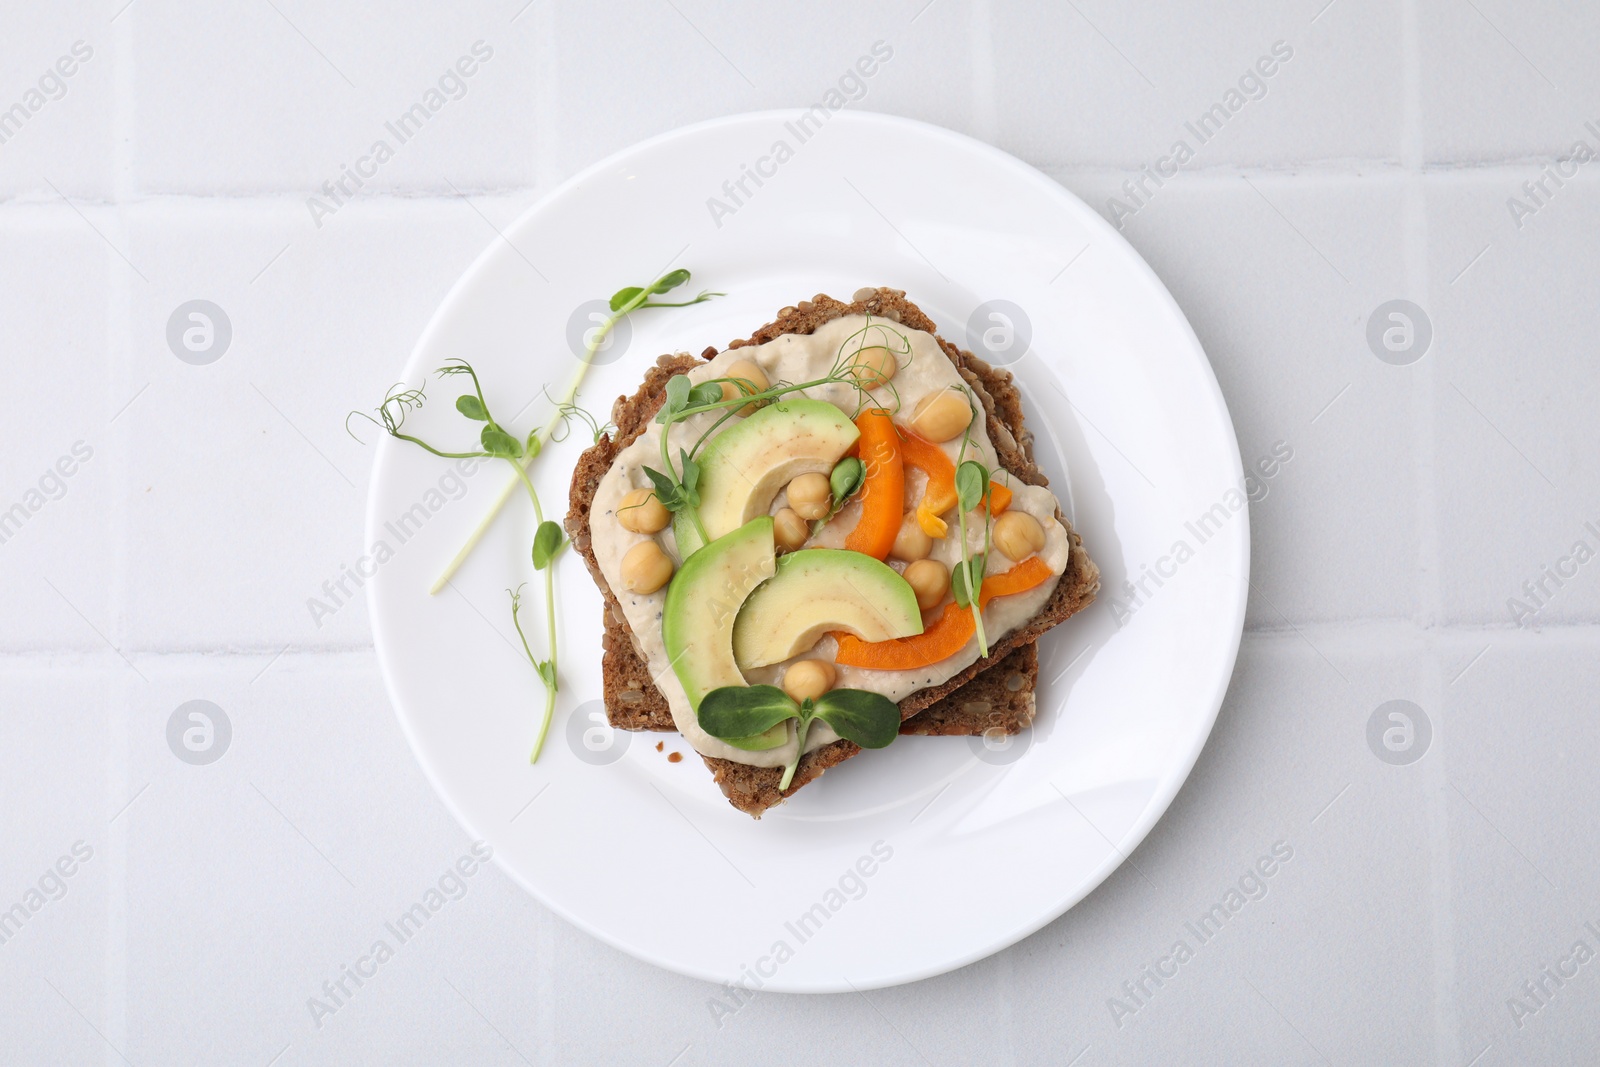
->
4, 1, 1597, 1063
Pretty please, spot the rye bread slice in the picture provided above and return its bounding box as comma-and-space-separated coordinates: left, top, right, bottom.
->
566, 288, 1099, 816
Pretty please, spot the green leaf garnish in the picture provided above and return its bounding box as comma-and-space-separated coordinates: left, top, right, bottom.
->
698, 683, 901, 791
352, 358, 563, 761
951, 403, 991, 658
687, 381, 724, 408
830, 456, 864, 505
427, 268, 718, 591
480, 425, 522, 458
811, 689, 900, 749
665, 373, 690, 411
360, 269, 726, 760
650, 268, 692, 294
955, 460, 990, 513
532, 520, 564, 570
698, 684, 799, 744
678, 450, 701, 507
642, 465, 685, 512
951, 552, 985, 608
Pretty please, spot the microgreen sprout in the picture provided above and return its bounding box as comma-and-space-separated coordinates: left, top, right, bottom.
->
697, 684, 900, 791
644, 315, 914, 543
510, 584, 559, 760
828, 456, 865, 507
830, 318, 915, 417
350, 358, 566, 762
544, 387, 615, 447
951, 392, 992, 657
804, 456, 865, 535
429, 269, 721, 594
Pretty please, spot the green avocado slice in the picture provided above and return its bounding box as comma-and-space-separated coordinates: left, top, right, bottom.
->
731, 549, 924, 670
661, 516, 787, 750
673, 398, 858, 558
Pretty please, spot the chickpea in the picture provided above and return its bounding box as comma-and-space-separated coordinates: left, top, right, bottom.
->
843, 345, 898, 389
903, 558, 950, 611
993, 510, 1046, 562
621, 540, 674, 594
783, 659, 837, 703
890, 513, 932, 562
773, 507, 809, 553
720, 358, 770, 416
786, 472, 832, 520
617, 486, 670, 533
907, 389, 973, 443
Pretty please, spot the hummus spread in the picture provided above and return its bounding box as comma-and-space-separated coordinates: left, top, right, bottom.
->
589, 316, 1069, 766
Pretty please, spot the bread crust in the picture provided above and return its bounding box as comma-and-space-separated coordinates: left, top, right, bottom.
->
565, 289, 1098, 816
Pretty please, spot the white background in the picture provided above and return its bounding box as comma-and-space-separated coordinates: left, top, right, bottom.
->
3, 0, 1598, 1064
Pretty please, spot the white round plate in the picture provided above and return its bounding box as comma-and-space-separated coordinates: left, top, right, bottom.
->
368, 111, 1247, 992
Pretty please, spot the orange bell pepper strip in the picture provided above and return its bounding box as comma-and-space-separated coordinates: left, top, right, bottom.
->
983, 481, 1012, 516
836, 555, 1054, 671
898, 430, 958, 537
842, 409, 903, 560
899, 429, 1012, 533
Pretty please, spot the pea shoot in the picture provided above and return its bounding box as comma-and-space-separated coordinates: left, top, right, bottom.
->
429, 269, 722, 594
698, 684, 901, 791
350, 358, 568, 762
642, 316, 913, 542
951, 394, 993, 657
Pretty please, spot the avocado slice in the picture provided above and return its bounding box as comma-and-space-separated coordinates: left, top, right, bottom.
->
673, 398, 859, 557
662, 516, 787, 750
731, 549, 924, 670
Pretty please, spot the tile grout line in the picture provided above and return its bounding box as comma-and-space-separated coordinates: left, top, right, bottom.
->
6, 617, 1600, 671
3, 160, 1600, 217
969, 0, 998, 146
1398, 1, 1460, 1062
107, 9, 139, 1061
